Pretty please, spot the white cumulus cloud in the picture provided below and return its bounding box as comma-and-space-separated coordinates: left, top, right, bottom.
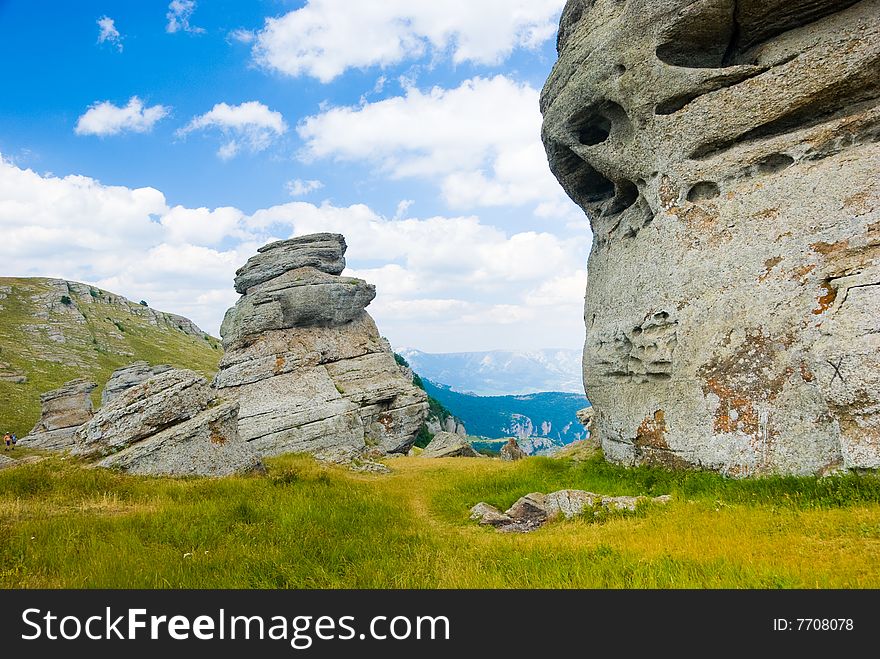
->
177, 101, 287, 160
97, 16, 123, 51
285, 179, 324, 197
298, 75, 576, 213
166, 0, 204, 34
75, 97, 169, 137
251, 0, 566, 82
0, 155, 587, 351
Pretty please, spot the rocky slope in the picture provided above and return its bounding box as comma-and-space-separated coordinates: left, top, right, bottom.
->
0, 277, 222, 437
214, 233, 428, 458
541, 0, 880, 475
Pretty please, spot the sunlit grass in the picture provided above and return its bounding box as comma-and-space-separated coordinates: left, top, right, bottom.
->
1, 453, 878, 588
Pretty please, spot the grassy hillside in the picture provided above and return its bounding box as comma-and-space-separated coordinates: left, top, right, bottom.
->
0, 277, 223, 436
1, 453, 879, 588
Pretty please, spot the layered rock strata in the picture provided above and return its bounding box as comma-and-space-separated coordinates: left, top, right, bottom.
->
214, 233, 428, 458
101, 361, 173, 405
74, 369, 262, 476
19, 379, 96, 450
541, 0, 880, 475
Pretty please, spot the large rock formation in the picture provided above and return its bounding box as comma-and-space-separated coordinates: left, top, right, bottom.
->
18, 379, 96, 450
214, 233, 428, 458
541, 1, 880, 475
73, 369, 262, 476
101, 361, 173, 405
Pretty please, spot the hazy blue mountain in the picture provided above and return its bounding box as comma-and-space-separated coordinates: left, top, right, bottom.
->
421, 379, 589, 453
397, 348, 584, 396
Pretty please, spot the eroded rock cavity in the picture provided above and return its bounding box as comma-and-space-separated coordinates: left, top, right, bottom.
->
541, 0, 880, 475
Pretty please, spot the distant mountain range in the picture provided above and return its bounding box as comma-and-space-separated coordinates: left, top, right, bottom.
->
398, 348, 584, 396
421, 379, 589, 453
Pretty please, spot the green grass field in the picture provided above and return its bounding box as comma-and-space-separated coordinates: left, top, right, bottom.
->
2, 452, 879, 588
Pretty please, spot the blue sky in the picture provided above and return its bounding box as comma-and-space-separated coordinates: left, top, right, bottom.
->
0, 0, 590, 352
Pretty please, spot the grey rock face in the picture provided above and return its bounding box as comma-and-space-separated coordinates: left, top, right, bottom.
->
221, 268, 376, 350
74, 369, 215, 459
421, 431, 481, 458
541, 0, 880, 476
74, 369, 261, 476
101, 361, 173, 406
96, 401, 263, 477
215, 234, 428, 459
19, 379, 97, 450
233, 233, 347, 294
500, 438, 527, 461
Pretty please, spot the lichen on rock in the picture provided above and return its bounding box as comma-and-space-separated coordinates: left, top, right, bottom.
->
541, 0, 880, 476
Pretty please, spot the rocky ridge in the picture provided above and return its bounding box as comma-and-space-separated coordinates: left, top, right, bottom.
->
541, 0, 880, 476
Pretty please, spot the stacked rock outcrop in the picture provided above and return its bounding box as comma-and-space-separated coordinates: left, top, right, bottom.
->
214, 233, 428, 458
73, 369, 262, 476
19, 378, 96, 450
541, 0, 880, 475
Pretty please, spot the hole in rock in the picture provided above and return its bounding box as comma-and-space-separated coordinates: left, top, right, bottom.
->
545, 140, 615, 209
577, 116, 611, 146
604, 180, 640, 216
569, 100, 630, 147
756, 153, 795, 175
686, 181, 720, 202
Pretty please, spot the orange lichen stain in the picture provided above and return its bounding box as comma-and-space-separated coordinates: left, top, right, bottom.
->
751, 208, 780, 221
675, 204, 730, 246
759, 256, 783, 282
699, 331, 792, 440
209, 421, 228, 445
812, 282, 837, 314
844, 190, 872, 215
810, 240, 848, 255
774, 230, 793, 243
635, 410, 667, 449
274, 355, 286, 375
800, 362, 814, 383
790, 264, 816, 283
705, 378, 759, 435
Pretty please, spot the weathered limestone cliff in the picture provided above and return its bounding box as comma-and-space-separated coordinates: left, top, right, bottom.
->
541, 0, 879, 475
18, 378, 96, 450
214, 233, 428, 458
